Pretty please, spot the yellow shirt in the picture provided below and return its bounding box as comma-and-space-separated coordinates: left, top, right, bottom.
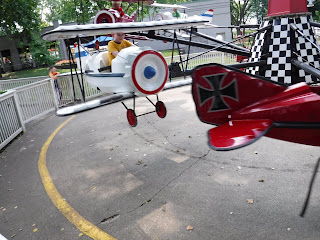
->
108, 39, 133, 65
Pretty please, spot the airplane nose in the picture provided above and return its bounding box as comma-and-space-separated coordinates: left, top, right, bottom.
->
144, 66, 156, 79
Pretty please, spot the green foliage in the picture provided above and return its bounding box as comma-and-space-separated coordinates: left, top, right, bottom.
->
251, 0, 268, 23
43, 0, 195, 24
0, 0, 41, 40
310, 0, 320, 22
44, 0, 111, 24
27, 33, 60, 67
230, 0, 253, 26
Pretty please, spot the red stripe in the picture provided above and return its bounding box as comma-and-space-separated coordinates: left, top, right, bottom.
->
131, 50, 168, 95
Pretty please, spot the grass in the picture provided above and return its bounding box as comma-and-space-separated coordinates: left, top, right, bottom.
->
1, 68, 71, 80
160, 49, 179, 57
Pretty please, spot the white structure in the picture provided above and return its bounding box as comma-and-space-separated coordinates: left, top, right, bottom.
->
138, 0, 232, 52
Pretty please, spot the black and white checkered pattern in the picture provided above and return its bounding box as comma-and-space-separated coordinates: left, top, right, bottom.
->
264, 18, 292, 84
246, 15, 320, 84
294, 16, 320, 83
246, 20, 270, 75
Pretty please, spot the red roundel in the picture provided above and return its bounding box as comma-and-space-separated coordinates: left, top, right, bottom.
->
94, 10, 115, 24
131, 50, 168, 95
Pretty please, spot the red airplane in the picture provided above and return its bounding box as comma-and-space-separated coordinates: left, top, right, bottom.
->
191, 0, 320, 151
192, 63, 320, 151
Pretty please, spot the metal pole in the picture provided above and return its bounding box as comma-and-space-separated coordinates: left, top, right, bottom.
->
13, 90, 26, 132
174, 31, 185, 75
77, 36, 86, 102
185, 27, 193, 73
66, 41, 76, 101
292, 59, 320, 80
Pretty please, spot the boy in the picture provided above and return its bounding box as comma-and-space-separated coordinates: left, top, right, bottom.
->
108, 32, 133, 66
49, 66, 62, 104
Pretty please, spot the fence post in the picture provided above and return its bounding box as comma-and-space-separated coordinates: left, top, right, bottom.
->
68, 74, 75, 103
12, 90, 26, 132
49, 78, 59, 109
222, 52, 225, 64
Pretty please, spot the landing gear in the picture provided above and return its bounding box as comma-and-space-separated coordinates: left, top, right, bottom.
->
122, 94, 167, 127
156, 101, 167, 118
127, 109, 137, 127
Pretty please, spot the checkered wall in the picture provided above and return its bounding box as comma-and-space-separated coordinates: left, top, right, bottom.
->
294, 16, 320, 83
246, 15, 320, 84
246, 20, 271, 76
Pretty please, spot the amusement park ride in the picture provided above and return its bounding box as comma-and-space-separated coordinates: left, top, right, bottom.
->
42, 0, 320, 216
42, 0, 320, 151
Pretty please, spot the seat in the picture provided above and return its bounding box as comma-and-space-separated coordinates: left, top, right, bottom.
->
98, 52, 111, 72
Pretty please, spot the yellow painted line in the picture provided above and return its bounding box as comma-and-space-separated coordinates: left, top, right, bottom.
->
38, 115, 116, 240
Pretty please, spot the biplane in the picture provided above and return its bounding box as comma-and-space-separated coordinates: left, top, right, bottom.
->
94, 0, 154, 24
42, 17, 210, 126
192, 0, 320, 150
151, 2, 213, 25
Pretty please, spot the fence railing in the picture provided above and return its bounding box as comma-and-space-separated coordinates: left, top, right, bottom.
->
0, 90, 25, 150
0, 74, 106, 150
164, 51, 237, 69
0, 50, 237, 151
0, 76, 49, 91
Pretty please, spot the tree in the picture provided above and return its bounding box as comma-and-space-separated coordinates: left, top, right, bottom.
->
309, 0, 320, 22
230, 0, 253, 35
0, 0, 41, 40
251, 0, 268, 23
230, 0, 253, 26
44, 0, 109, 24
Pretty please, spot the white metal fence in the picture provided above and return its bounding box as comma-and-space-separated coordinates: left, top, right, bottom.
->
164, 51, 237, 69
0, 74, 106, 151
0, 50, 236, 151
0, 90, 25, 150
0, 76, 49, 92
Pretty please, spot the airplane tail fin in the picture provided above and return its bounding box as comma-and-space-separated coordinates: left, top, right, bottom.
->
201, 9, 213, 23
192, 63, 287, 126
73, 43, 90, 72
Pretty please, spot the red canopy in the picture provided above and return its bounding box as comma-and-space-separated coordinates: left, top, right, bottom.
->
267, 0, 308, 17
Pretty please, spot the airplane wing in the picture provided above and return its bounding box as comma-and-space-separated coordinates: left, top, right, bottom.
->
208, 119, 273, 151
42, 17, 207, 41
151, 3, 189, 9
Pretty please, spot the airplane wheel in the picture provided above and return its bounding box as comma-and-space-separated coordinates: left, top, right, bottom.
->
127, 109, 137, 127
156, 101, 167, 118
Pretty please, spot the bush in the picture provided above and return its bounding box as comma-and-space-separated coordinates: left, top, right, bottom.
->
55, 59, 76, 66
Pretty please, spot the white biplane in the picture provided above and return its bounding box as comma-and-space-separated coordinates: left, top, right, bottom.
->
151, 2, 213, 24
42, 17, 209, 126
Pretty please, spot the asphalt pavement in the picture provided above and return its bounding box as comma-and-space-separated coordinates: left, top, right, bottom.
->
1, 84, 320, 240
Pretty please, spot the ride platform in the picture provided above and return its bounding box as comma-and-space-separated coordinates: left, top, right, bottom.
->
1, 82, 320, 240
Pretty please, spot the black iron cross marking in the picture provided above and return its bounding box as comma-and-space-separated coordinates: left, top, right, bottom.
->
197, 73, 238, 111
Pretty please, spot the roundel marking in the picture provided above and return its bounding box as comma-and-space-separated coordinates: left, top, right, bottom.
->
131, 50, 168, 95
144, 66, 156, 79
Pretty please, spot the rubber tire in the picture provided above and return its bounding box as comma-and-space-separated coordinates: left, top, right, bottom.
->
156, 101, 167, 118
127, 109, 137, 127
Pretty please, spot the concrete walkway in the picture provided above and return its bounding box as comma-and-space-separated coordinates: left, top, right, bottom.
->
1, 85, 320, 240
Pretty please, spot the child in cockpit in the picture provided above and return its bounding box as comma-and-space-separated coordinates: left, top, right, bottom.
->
108, 32, 133, 66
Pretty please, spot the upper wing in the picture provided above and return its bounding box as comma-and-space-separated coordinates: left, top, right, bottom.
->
42, 17, 207, 41
208, 119, 273, 151
151, 3, 189, 9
